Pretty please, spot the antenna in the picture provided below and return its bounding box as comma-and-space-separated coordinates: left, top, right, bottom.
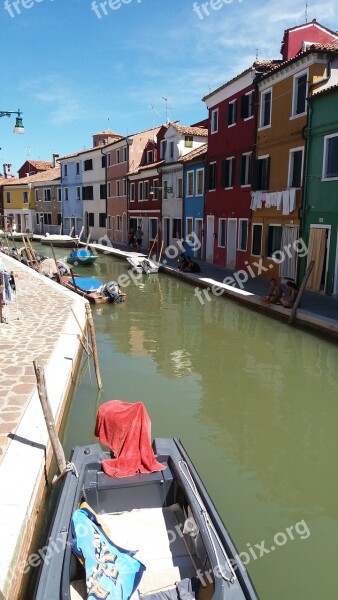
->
305, 0, 308, 22
256, 48, 259, 61
162, 97, 172, 124
148, 105, 160, 128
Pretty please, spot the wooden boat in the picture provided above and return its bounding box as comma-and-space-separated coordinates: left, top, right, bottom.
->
60, 275, 126, 304
126, 255, 160, 274
40, 234, 80, 248
0, 230, 33, 241
67, 248, 98, 266
33, 405, 259, 600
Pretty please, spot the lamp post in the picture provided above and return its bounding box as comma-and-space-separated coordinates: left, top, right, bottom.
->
0, 109, 25, 134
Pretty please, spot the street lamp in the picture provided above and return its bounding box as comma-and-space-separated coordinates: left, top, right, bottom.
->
0, 109, 25, 134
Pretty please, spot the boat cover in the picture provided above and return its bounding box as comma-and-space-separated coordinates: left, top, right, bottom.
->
70, 277, 103, 292
70, 249, 92, 257
95, 400, 166, 477
71, 504, 145, 600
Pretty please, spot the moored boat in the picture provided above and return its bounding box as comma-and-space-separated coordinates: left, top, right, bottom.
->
33, 401, 259, 600
67, 248, 98, 266
61, 275, 126, 304
0, 229, 33, 241
126, 255, 160, 274
40, 234, 80, 248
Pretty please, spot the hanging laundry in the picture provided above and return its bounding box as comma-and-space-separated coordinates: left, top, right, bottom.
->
270, 192, 278, 207
289, 188, 296, 212
276, 191, 283, 210
265, 193, 271, 208
282, 189, 290, 215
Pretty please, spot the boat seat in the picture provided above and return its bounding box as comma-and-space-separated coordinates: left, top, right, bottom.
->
100, 505, 197, 595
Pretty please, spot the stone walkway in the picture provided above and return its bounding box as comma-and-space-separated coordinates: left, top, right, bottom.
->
0, 254, 78, 463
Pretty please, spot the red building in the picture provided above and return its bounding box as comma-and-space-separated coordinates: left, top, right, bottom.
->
280, 19, 338, 61
202, 63, 273, 270
17, 158, 55, 179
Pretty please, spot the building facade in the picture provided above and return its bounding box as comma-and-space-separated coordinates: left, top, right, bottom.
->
181, 144, 207, 258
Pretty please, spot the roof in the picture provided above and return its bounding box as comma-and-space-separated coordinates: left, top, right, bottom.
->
3, 167, 60, 186
179, 143, 208, 163
169, 123, 208, 137
309, 82, 338, 99
128, 160, 164, 176
280, 20, 338, 51
202, 61, 281, 101
257, 43, 338, 82
21, 160, 54, 171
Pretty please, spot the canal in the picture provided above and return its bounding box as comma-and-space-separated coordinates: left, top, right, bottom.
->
39, 244, 338, 599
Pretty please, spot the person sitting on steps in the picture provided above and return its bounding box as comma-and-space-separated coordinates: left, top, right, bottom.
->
280, 280, 298, 308
261, 278, 282, 304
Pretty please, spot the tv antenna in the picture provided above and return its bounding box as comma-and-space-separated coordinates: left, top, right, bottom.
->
148, 104, 160, 128
162, 97, 172, 124
305, 0, 308, 22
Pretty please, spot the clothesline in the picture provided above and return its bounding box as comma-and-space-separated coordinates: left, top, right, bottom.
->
250, 189, 297, 215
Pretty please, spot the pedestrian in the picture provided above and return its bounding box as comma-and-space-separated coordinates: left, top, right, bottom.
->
135, 226, 144, 250
261, 278, 282, 304
281, 280, 298, 308
127, 228, 135, 248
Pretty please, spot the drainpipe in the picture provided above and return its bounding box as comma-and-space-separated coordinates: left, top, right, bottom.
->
100, 146, 108, 236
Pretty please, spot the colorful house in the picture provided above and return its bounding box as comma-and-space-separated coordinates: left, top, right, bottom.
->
301, 84, 338, 294
180, 143, 207, 258
251, 23, 338, 282
2, 176, 35, 232
17, 159, 54, 179
33, 168, 61, 234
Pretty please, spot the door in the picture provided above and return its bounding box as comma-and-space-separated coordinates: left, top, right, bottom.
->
279, 225, 299, 281
227, 219, 237, 268
206, 215, 214, 262
163, 218, 170, 249
122, 213, 127, 243
195, 219, 203, 258
306, 227, 329, 292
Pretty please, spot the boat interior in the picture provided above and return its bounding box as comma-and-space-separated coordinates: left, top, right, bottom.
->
69, 462, 214, 600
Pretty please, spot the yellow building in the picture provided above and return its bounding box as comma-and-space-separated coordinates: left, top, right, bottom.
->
3, 178, 35, 233
251, 44, 338, 281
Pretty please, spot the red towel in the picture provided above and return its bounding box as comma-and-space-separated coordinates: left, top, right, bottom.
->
94, 400, 166, 478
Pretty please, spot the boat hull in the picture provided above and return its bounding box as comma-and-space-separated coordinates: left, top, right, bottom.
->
67, 255, 98, 265
40, 238, 80, 248
33, 439, 259, 600
60, 275, 109, 304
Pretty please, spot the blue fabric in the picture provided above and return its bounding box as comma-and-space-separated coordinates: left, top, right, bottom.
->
69, 277, 103, 291
71, 506, 145, 600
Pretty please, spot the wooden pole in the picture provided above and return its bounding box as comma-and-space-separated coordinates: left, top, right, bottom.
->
85, 303, 102, 390
69, 225, 74, 238
158, 240, 164, 263
78, 225, 84, 242
288, 260, 315, 325
148, 232, 158, 260
50, 243, 61, 283
85, 228, 92, 249
33, 359, 67, 475
71, 306, 93, 355
70, 269, 79, 292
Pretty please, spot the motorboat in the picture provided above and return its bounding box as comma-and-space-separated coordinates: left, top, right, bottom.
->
0, 229, 33, 241
67, 248, 98, 266
126, 255, 160, 274
33, 400, 259, 600
61, 276, 126, 304
40, 234, 80, 248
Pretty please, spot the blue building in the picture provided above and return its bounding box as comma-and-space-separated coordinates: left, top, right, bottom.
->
181, 144, 207, 258
59, 153, 84, 236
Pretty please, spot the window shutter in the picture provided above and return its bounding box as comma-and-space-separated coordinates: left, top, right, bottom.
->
234, 99, 237, 123
221, 160, 226, 188
251, 159, 259, 191
240, 94, 247, 119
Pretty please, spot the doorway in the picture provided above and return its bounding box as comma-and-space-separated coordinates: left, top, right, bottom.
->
227, 219, 237, 269
206, 215, 214, 262
306, 226, 330, 292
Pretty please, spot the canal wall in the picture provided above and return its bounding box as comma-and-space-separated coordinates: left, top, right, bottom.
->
0, 254, 88, 600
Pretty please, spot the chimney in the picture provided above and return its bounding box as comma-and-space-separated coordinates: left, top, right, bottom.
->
53, 153, 60, 167
3, 164, 14, 179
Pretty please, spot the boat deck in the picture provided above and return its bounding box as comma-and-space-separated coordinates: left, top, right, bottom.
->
70, 505, 197, 599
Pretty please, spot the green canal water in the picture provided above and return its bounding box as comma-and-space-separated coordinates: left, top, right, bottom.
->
40, 245, 338, 600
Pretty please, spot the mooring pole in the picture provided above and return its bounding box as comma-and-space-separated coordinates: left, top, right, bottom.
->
85, 303, 103, 390
288, 260, 315, 325
33, 359, 67, 475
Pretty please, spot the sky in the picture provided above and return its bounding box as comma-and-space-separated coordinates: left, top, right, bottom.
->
0, 0, 338, 174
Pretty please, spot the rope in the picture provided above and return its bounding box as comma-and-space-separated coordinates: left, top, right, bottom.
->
178, 459, 236, 584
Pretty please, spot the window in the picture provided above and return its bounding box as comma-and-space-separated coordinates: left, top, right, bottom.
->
107, 153, 111, 167
260, 89, 272, 128
160, 140, 167, 158
238, 219, 248, 251
100, 184, 106, 199
64, 164, 68, 177
82, 186, 93, 200
138, 182, 144, 201
267, 225, 282, 258
208, 162, 217, 190
218, 219, 226, 247
187, 171, 194, 196
172, 219, 182, 239
75, 186, 81, 201
64, 187, 69, 201
43, 213, 52, 225
36, 213, 40, 226
163, 180, 168, 200
101, 155, 106, 168
227, 99, 237, 127
147, 150, 153, 164
116, 215, 121, 230
152, 179, 159, 200
76, 162, 80, 175
64, 217, 70, 230
123, 179, 127, 196
177, 178, 183, 198
185, 136, 193, 148
211, 108, 218, 134
170, 142, 174, 159
23, 191, 28, 204
255, 156, 270, 190
241, 91, 254, 119
99, 213, 106, 228
143, 180, 149, 200
84, 159, 93, 171
222, 157, 234, 189
88, 213, 94, 227
186, 217, 193, 237
57, 188, 61, 202
323, 134, 338, 179
130, 182, 135, 202
123, 147, 128, 162
43, 188, 51, 202
57, 212, 62, 225
288, 148, 303, 187
116, 181, 121, 197
149, 218, 158, 239
251, 223, 262, 256
35, 190, 39, 203
116, 149, 120, 164
5, 192, 10, 204
240, 153, 252, 186
292, 72, 307, 116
